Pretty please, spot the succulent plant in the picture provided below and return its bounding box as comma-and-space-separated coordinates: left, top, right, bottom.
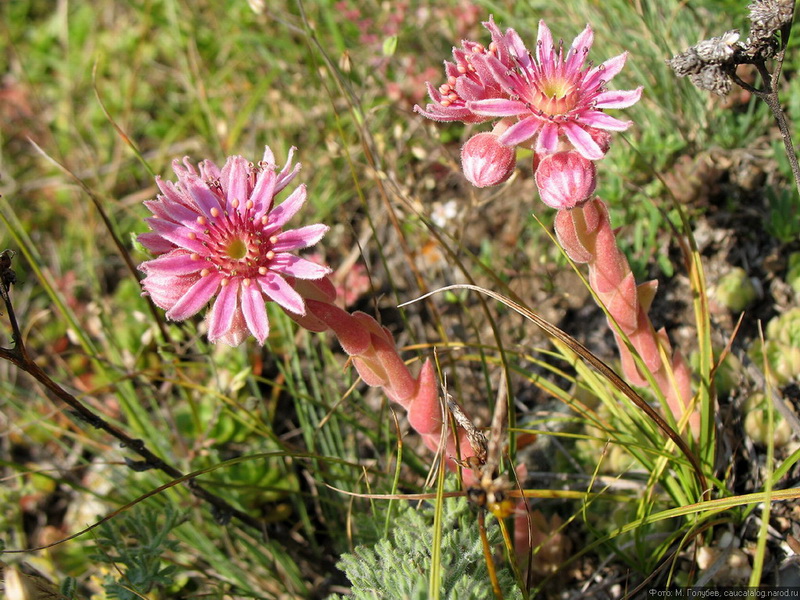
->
713, 267, 759, 313
750, 307, 800, 384
742, 392, 792, 448
785, 252, 800, 295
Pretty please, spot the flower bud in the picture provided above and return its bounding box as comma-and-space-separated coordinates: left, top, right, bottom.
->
534, 151, 597, 210
460, 132, 515, 188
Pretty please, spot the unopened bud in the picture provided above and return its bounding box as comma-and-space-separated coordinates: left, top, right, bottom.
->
534, 151, 597, 210
460, 132, 516, 188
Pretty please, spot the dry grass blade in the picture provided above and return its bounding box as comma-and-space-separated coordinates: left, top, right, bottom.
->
484, 374, 508, 489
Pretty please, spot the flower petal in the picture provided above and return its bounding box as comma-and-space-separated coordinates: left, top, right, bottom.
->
587, 52, 628, 87
275, 147, 301, 194
456, 75, 491, 102
145, 218, 207, 254
414, 100, 478, 123
139, 251, 204, 276
182, 176, 224, 218
144, 198, 198, 226
260, 146, 275, 168
258, 273, 305, 315
562, 122, 605, 160
250, 167, 277, 217
142, 274, 195, 311
155, 177, 189, 207
173, 157, 199, 180
166, 272, 223, 320
213, 310, 249, 346
536, 20, 554, 65
272, 224, 329, 252
580, 110, 633, 131
207, 279, 240, 340
468, 98, 529, 117
271, 255, 331, 279
566, 25, 593, 72
137, 231, 175, 254
594, 87, 643, 110
198, 159, 222, 180
535, 122, 559, 155
266, 185, 307, 231
504, 27, 532, 70
498, 116, 542, 146
221, 156, 249, 214
241, 282, 269, 345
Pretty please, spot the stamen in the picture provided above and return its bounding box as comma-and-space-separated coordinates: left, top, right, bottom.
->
221, 278, 230, 286
190, 253, 200, 260
200, 268, 210, 277
258, 267, 268, 275
197, 216, 207, 226
266, 251, 275, 260
187, 232, 197, 240
210, 207, 220, 217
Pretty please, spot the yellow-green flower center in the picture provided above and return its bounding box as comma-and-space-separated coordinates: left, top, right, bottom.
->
529, 76, 578, 118
542, 78, 572, 100
226, 238, 248, 260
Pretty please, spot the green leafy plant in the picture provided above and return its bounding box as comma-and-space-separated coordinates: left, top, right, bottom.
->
89, 505, 184, 600
330, 499, 522, 600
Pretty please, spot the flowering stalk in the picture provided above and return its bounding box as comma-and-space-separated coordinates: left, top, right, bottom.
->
137, 147, 474, 474
417, 16, 698, 434
290, 278, 476, 475
554, 197, 697, 436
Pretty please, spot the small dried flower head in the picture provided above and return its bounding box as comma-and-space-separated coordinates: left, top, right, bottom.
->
417, 17, 642, 160
689, 64, 733, 95
534, 151, 597, 210
667, 31, 741, 95
0, 249, 16, 289
138, 147, 331, 346
749, 0, 795, 40
668, 30, 740, 75
666, 49, 704, 77
460, 132, 516, 187
695, 30, 741, 63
